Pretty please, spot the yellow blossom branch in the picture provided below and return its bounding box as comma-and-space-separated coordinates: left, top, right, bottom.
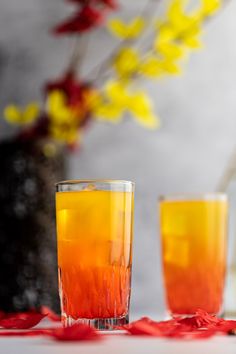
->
93, 0, 229, 85
87, 0, 162, 82
90, 0, 229, 129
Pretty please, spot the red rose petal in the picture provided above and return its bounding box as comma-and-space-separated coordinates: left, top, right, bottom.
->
40, 306, 61, 322
0, 324, 103, 341
123, 317, 163, 336
0, 308, 235, 341
123, 310, 236, 339
0, 312, 46, 329
46, 72, 86, 106
49, 323, 102, 341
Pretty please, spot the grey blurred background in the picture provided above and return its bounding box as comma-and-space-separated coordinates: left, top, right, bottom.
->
0, 0, 236, 316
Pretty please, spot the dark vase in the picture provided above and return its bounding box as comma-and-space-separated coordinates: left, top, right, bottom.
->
0, 139, 65, 313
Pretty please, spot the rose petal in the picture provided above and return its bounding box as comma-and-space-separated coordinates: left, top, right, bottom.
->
123, 310, 236, 339
40, 306, 61, 322
0, 313, 46, 329
49, 324, 102, 341
124, 317, 163, 336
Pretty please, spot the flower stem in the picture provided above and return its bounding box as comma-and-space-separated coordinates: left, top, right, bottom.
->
67, 34, 89, 75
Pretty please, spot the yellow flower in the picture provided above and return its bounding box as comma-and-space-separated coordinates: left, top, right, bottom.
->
167, 0, 188, 27
200, 0, 221, 16
154, 26, 202, 64
105, 81, 130, 106
47, 90, 77, 124
4, 102, 39, 125
140, 57, 164, 78
93, 104, 123, 122
108, 17, 145, 39
50, 123, 79, 144
156, 24, 175, 43
113, 48, 140, 78
128, 92, 160, 129
160, 0, 202, 39
155, 41, 186, 60
92, 81, 127, 122
151, 0, 205, 75
140, 55, 182, 78
182, 35, 203, 49
166, 0, 201, 36
92, 80, 159, 129
160, 60, 182, 74
47, 90, 79, 144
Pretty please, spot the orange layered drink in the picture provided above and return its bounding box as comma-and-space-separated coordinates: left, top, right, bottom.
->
56, 180, 134, 329
160, 194, 228, 316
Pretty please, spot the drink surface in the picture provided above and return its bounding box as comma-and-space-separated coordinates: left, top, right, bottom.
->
160, 199, 228, 315
56, 190, 133, 320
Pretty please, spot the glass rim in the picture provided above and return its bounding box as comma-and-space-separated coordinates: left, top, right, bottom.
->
159, 193, 227, 202
55, 179, 135, 187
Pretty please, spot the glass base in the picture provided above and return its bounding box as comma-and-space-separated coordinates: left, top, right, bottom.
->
62, 314, 129, 330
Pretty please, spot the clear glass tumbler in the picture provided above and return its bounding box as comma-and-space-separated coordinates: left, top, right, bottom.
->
55, 180, 134, 329
159, 194, 228, 316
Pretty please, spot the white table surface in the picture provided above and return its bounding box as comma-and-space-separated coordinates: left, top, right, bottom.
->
1, 315, 236, 354
0, 334, 236, 354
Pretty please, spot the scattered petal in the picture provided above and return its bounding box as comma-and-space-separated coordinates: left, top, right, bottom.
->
49, 323, 102, 342
0, 313, 46, 329
40, 306, 61, 322
123, 310, 236, 339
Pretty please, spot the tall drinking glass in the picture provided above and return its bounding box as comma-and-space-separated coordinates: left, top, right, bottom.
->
55, 180, 134, 329
159, 194, 228, 316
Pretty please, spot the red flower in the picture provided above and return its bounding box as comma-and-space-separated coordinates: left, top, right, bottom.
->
67, 0, 118, 9
46, 72, 87, 106
99, 0, 117, 8
53, 5, 104, 34
46, 72, 92, 129
17, 114, 50, 142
